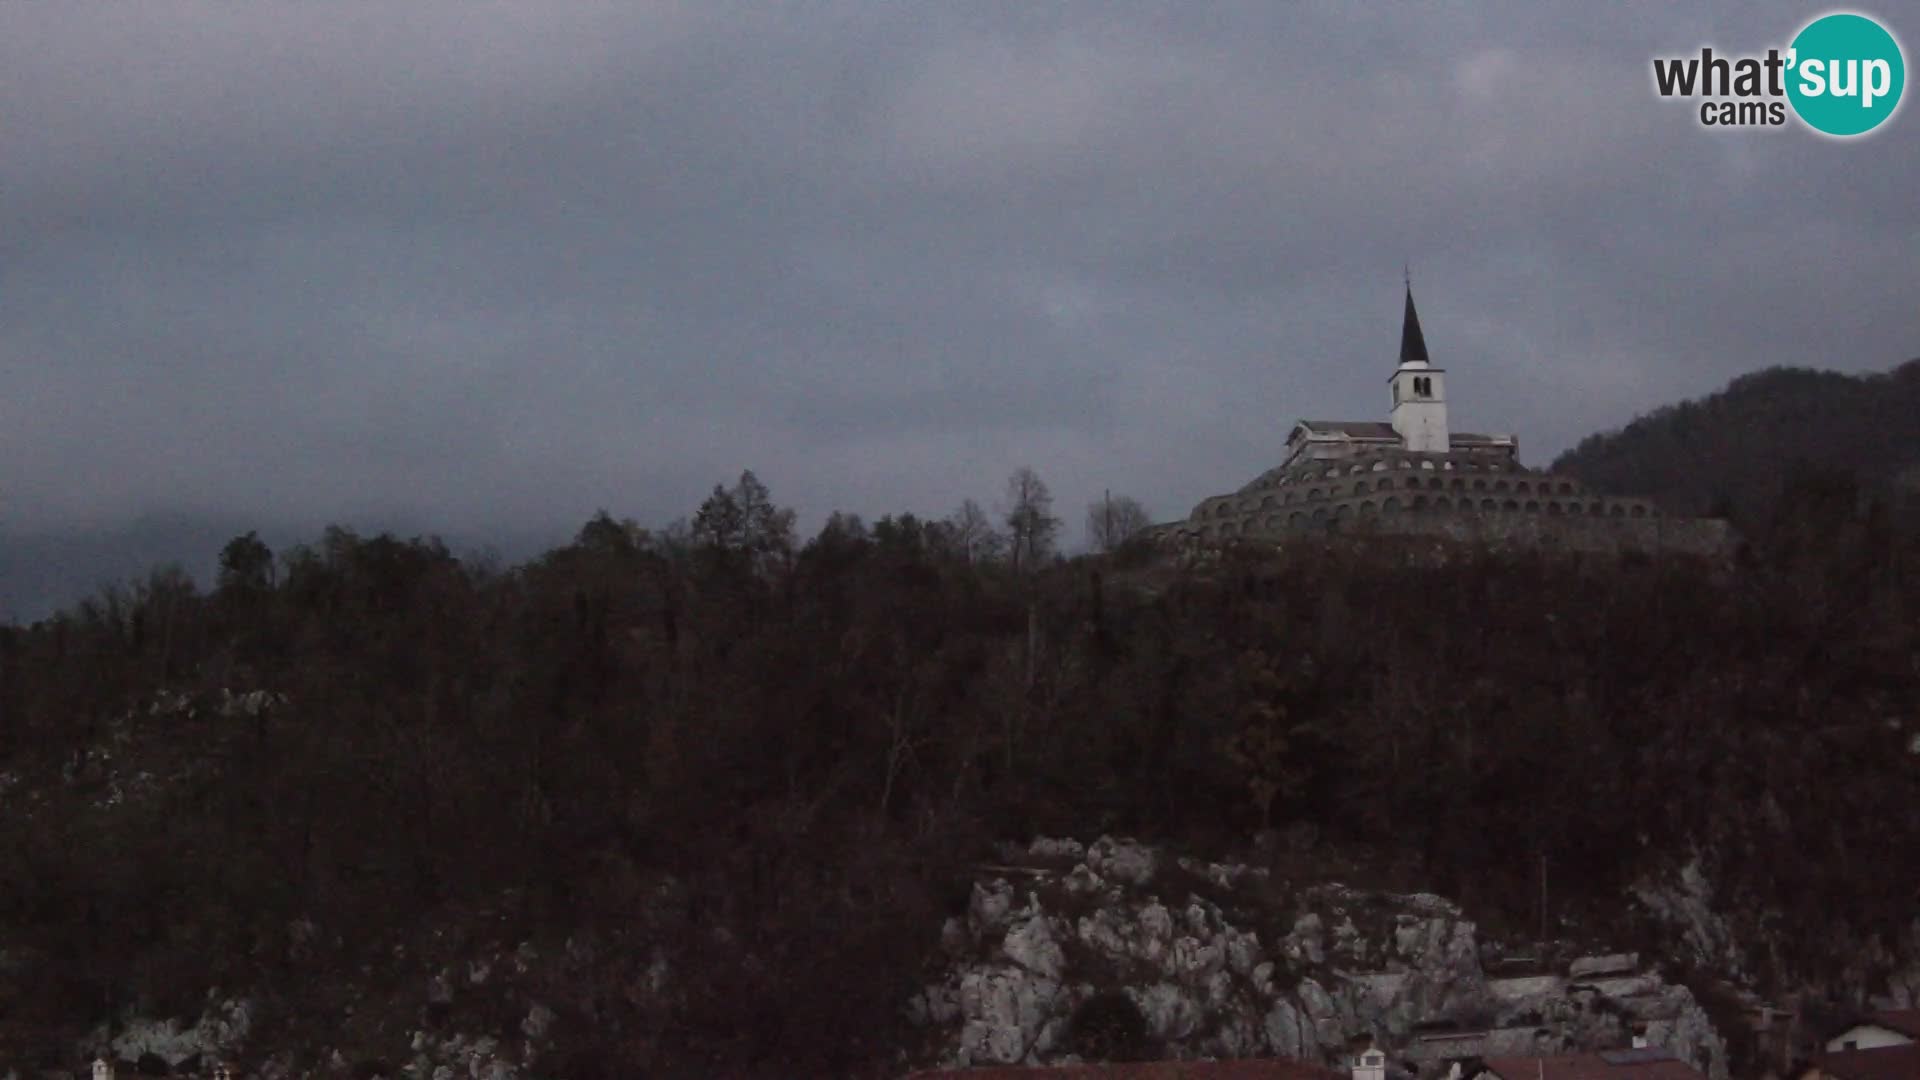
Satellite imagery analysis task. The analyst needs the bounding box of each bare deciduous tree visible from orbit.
[1085,492,1152,553]
[941,498,1003,564]
[1002,467,1060,573]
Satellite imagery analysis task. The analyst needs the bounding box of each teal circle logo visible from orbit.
[1786,12,1905,136]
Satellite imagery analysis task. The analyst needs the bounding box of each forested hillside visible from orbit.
[0,464,1916,1075]
[1553,359,1920,523]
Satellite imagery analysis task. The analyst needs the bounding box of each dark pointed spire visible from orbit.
[1399,282,1430,367]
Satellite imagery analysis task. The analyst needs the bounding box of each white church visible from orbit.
[1156,288,1728,555]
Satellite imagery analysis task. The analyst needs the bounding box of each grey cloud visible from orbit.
[2,2,1916,616]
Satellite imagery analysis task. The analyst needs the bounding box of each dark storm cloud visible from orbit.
[3,2,1917,615]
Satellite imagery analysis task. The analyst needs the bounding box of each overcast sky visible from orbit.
[3,2,1917,617]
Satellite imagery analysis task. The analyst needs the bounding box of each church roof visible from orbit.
[1293,420,1513,449]
[1298,420,1399,439]
[1400,285,1431,367]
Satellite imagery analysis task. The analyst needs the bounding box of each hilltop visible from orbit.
[0,404,1915,1075]
[1553,359,1920,524]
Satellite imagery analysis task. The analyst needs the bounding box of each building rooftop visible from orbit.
[1812,1043,1920,1080]
[1297,420,1401,439]
[1400,285,1431,368]
[1480,1050,1702,1080]
[904,1061,1346,1080]
[1865,1010,1920,1039]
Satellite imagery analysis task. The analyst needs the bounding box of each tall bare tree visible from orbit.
[1085,492,1152,553]
[1002,467,1060,573]
[941,498,1003,564]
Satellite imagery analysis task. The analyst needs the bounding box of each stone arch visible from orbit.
[1516,481,1530,494]
[1435,497,1452,510]
[1631,504,1646,517]
[1353,480,1368,494]
[1348,464,1365,474]
[1334,503,1352,519]
[1412,495,1429,510]
[1610,504,1626,517]
[1311,507,1327,521]
[1371,460,1388,472]
[1473,479,1487,491]
[1382,497,1401,512]
[1428,477,1444,491]
[1481,499,1497,511]
[1288,512,1305,526]
[1525,500,1540,512]
[1547,501,1563,515]
[1590,502,1604,515]
[1261,495,1277,509]
[1451,479,1465,491]
[1420,460,1436,471]
[1361,500,1377,514]
[1558,482,1574,495]
[1494,481,1510,493]
[1503,499,1519,511]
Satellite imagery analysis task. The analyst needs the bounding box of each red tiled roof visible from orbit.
[904,1060,1345,1080]
[1481,1051,1703,1080]
[1871,1010,1920,1039]
[1816,1043,1920,1080]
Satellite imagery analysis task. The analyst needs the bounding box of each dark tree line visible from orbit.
[0,462,1915,1075]
[1554,358,1920,527]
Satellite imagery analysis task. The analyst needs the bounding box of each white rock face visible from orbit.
[1889,919,1920,1007]
[1085,836,1158,886]
[915,836,1731,1077]
[1569,953,1640,979]
[1030,837,1086,861]
[1632,857,1739,976]
[95,998,251,1067]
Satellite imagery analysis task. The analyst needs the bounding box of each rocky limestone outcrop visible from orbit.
[913,837,1728,1077]
[85,997,252,1070]
[1634,855,1920,1011]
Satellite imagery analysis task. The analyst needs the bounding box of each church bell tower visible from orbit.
[1388,284,1449,453]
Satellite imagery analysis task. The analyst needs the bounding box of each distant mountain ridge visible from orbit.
[1551,358,1920,522]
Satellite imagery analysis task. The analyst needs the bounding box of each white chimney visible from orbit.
[1632,1020,1649,1050]
[1353,1039,1388,1080]
[93,1059,114,1080]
